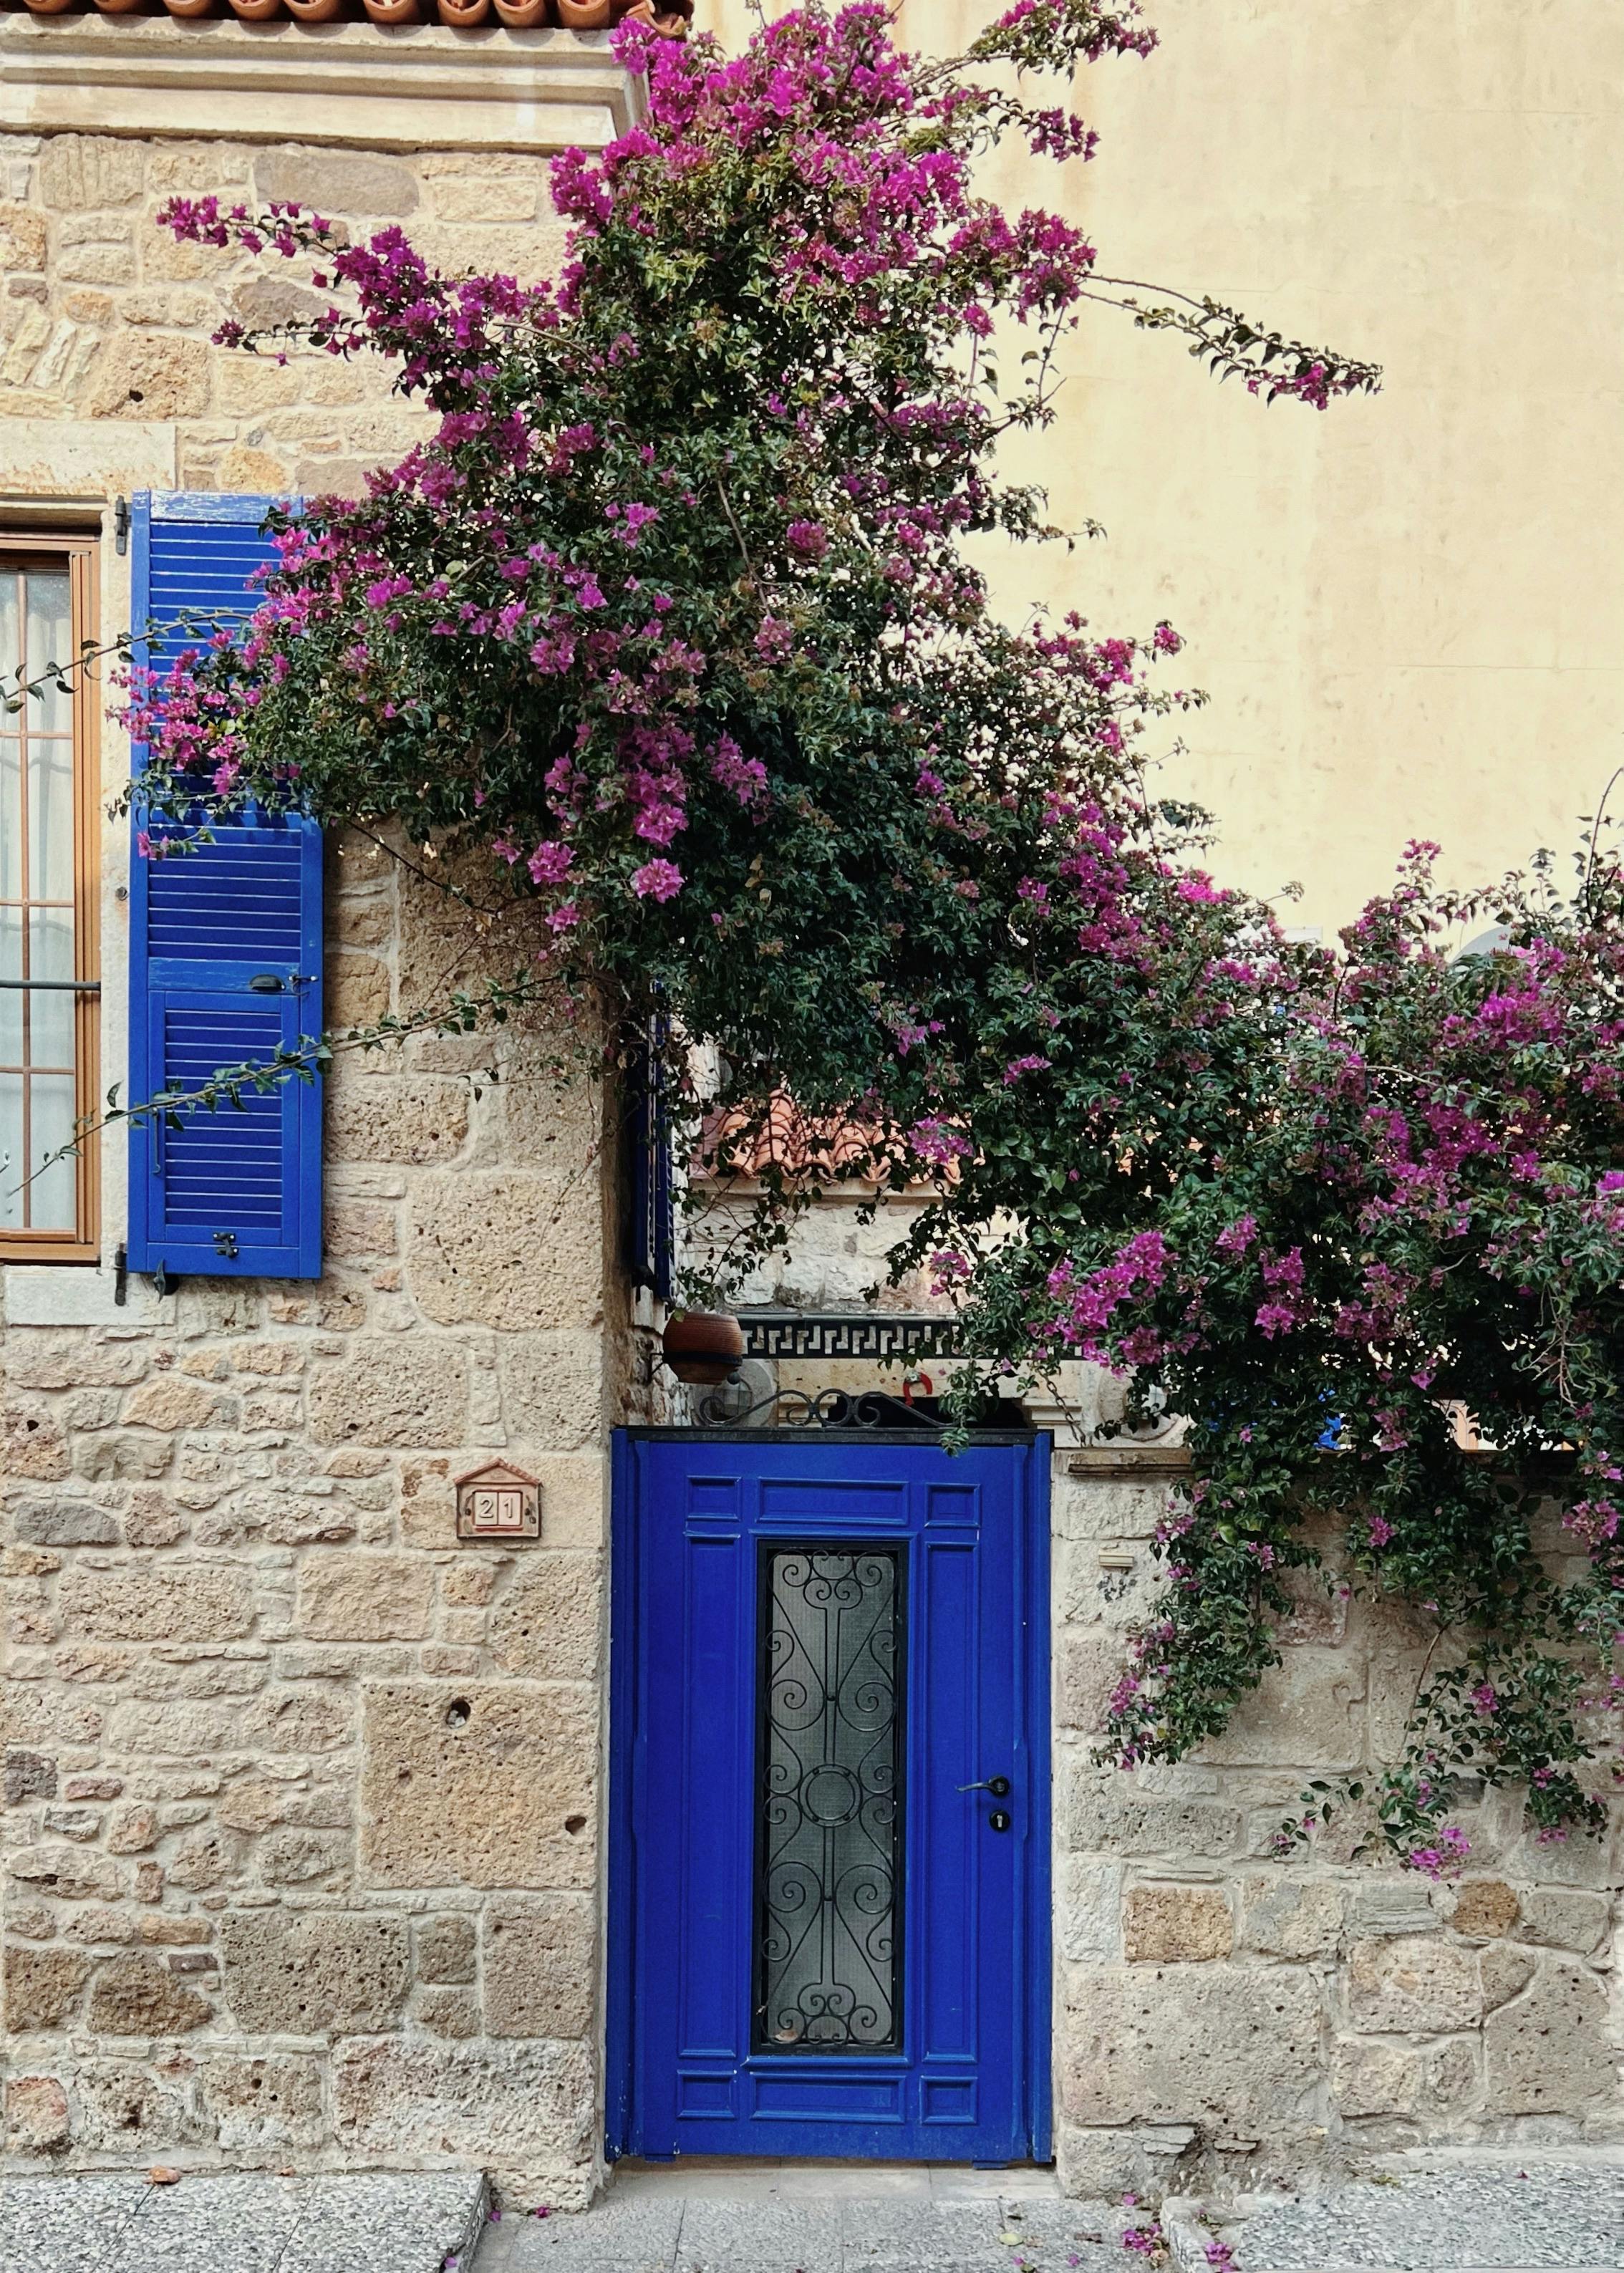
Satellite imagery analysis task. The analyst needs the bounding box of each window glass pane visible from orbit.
[29,1071,79,1233]
[28,734,74,906]
[0,735,19,900]
[24,569,72,738]
[28,908,76,1068]
[0,904,20,1063]
[757,1548,903,2052]
[0,1071,23,1230]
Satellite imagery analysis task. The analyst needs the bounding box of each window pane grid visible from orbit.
[0,544,96,1253]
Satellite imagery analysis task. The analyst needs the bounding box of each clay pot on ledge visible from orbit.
[662,1310,745,1387]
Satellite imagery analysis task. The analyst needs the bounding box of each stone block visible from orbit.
[1239,1876,1343,1959]
[6,1401,69,1480]
[123,1376,232,1432]
[1199,1646,1366,1769]
[4,2074,70,2155]
[415,1914,475,1985]
[324,1200,398,1260]
[498,1333,607,1454]
[488,1554,601,1681]
[1058,1858,1123,1963]
[163,1828,243,1895]
[307,1337,469,1449]
[408,1172,602,1333]
[327,1074,470,1166]
[41,1806,100,1841]
[72,1432,172,1482]
[57,1563,253,1644]
[257,1829,350,1886]
[483,1894,594,2037]
[1058,1631,1123,1733]
[7,1845,121,1900]
[1060,1965,1322,2131]
[298,1553,433,1643]
[4,1748,57,1804]
[327,951,392,1028]
[1347,1934,1481,2032]
[332,2037,594,2168]
[239,1686,354,1751]
[87,1954,211,2036]
[220,1908,410,2036]
[198,2055,326,2152]
[11,1496,120,1546]
[0,203,47,274]
[359,1681,596,1890]
[74,2059,200,2153]
[1449,1878,1520,1939]
[1062,1772,1243,1861]
[4,1945,92,2030]
[85,333,211,422]
[415,1985,480,2039]
[1123,1883,1232,1963]
[1484,1959,1613,2115]
[37,135,145,208]
[1331,2037,1418,2118]
[253,148,419,217]
[1515,1886,1610,1956]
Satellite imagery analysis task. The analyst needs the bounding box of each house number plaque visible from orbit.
[455,1459,541,1541]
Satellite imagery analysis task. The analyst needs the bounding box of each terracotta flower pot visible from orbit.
[162,0,221,19]
[90,0,149,16]
[438,0,491,24]
[557,0,613,24]
[283,0,346,21]
[662,1310,746,1387]
[21,0,80,16]
[225,0,284,19]
[493,0,552,22]
[363,0,423,20]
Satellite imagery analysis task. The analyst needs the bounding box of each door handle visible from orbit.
[957,1776,1011,1797]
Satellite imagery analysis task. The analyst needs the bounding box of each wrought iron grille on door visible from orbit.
[756,1548,904,2052]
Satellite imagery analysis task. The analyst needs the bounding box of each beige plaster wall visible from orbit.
[697,1,1624,937]
[1053,1458,1623,2191]
[1,126,624,2195]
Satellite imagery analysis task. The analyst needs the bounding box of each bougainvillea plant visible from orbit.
[26,0,1618,1863]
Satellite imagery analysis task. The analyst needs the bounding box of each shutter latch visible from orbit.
[212,1230,240,1260]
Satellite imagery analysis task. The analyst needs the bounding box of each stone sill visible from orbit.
[1065,1445,1192,1477]
[0,16,640,153]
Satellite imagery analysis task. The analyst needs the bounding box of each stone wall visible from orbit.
[0,127,566,489]
[2,119,623,2199]
[1053,1454,1624,2196]
[2,839,622,2199]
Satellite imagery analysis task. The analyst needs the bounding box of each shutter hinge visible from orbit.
[113,1242,127,1307]
[115,496,130,557]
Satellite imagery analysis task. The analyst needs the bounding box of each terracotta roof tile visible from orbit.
[4,0,688,29]
[697,1095,960,1192]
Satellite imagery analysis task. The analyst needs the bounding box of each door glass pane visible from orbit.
[28,1070,78,1232]
[757,1548,903,2052]
[24,568,72,737]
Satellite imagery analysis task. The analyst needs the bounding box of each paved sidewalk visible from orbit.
[1173,2163,1624,2273]
[474,2163,1121,2273]
[0,2170,488,2273]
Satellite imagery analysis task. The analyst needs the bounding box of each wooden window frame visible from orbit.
[0,531,100,1265]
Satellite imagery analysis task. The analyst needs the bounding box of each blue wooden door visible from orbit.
[609,1429,1050,2163]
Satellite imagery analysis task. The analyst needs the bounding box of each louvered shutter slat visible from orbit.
[125,492,323,1280]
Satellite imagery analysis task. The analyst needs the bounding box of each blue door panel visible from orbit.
[609,1430,1050,2164]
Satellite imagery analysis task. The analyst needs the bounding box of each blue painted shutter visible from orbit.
[125,491,322,1278]
[627,1013,674,1303]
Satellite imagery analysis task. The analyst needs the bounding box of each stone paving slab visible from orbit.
[483,2173,1120,2273]
[1166,2165,1624,2273]
[0,2171,488,2273]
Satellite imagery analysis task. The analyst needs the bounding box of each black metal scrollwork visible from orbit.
[756,1549,903,2052]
